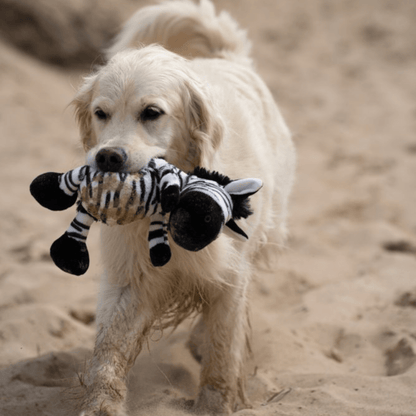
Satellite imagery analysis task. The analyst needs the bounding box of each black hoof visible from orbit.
[50,233,89,275]
[30,172,77,211]
[150,244,171,267]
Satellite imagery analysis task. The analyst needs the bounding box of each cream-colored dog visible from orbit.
[73,1,295,414]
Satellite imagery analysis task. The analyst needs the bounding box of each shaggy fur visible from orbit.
[73,1,296,415]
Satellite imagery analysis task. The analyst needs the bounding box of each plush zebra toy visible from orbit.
[30,158,262,275]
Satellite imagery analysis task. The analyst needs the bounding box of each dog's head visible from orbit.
[71,46,223,173]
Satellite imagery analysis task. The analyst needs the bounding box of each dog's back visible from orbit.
[106,0,251,64]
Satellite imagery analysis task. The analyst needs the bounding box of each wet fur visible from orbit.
[73,1,296,415]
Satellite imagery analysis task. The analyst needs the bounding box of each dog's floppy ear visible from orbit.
[71,74,98,152]
[168,77,224,171]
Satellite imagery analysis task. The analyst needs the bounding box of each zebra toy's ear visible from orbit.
[224,178,263,198]
[30,172,78,211]
[224,178,263,240]
[224,219,249,241]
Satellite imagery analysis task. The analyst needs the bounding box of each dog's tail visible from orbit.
[106,0,251,64]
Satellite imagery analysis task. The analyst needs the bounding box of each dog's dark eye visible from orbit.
[94,109,108,121]
[141,106,164,122]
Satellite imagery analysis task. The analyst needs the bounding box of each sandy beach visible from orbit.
[0,0,415,415]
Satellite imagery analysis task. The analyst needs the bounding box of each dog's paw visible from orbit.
[79,400,127,416]
[193,385,233,415]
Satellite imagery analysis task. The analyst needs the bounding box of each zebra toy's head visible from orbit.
[169,167,263,252]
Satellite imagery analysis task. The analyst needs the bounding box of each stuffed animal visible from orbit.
[30,158,262,275]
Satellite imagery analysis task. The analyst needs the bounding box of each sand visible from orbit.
[0,0,415,415]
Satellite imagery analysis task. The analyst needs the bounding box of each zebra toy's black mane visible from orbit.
[190,167,232,186]
[190,167,253,221]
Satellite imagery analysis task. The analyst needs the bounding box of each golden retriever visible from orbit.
[73,1,296,415]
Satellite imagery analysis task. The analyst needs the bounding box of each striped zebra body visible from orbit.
[59,167,156,225]
[58,160,174,266]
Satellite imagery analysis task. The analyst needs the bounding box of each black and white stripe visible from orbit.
[65,204,95,243]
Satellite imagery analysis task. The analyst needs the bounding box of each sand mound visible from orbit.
[0,0,144,67]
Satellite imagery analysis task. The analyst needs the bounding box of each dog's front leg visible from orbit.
[80,277,152,416]
[195,281,250,415]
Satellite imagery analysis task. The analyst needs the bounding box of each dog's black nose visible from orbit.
[95,148,127,172]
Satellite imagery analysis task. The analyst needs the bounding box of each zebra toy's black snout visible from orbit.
[169,192,224,252]
[95,147,127,172]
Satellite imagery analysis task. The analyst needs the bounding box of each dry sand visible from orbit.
[0,0,416,415]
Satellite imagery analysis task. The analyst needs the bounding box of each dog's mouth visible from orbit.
[86,148,167,173]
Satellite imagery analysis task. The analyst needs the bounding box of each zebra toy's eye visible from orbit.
[140,106,164,122]
[94,109,109,121]
[204,215,212,223]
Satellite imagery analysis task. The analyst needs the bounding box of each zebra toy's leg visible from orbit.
[154,158,188,213]
[59,165,89,197]
[50,205,96,275]
[160,184,180,213]
[148,210,171,267]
